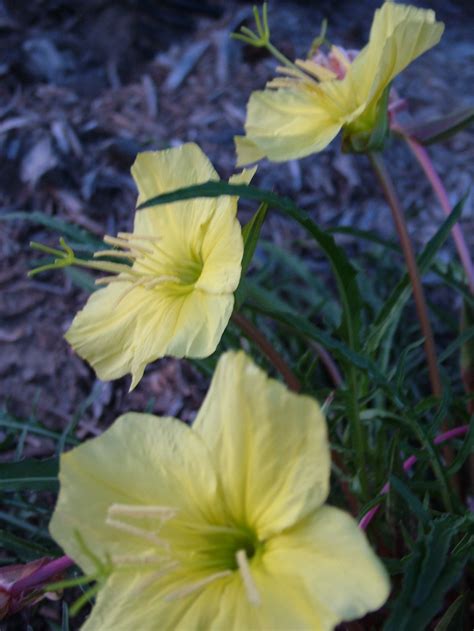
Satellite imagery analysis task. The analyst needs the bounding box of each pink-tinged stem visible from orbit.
[10,555,74,597]
[402,134,474,294]
[359,425,469,530]
[369,152,443,399]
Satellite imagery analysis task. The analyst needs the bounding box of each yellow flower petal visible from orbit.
[235,136,266,166]
[81,571,227,631]
[228,166,257,187]
[237,2,443,161]
[266,506,390,625]
[350,1,444,115]
[50,352,389,629]
[66,144,244,387]
[131,143,218,205]
[49,413,219,576]
[66,283,234,389]
[83,564,324,630]
[237,89,342,164]
[193,351,330,539]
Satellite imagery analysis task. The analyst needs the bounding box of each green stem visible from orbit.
[348,365,369,499]
[369,152,442,399]
[265,42,296,69]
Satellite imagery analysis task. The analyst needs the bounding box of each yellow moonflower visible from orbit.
[236,1,444,164]
[65,143,255,389]
[50,351,389,630]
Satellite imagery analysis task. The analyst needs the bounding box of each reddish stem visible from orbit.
[359,425,469,530]
[10,555,74,597]
[232,311,302,392]
[402,134,474,294]
[369,152,443,399]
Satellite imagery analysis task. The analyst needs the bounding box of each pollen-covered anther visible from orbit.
[236,549,260,606]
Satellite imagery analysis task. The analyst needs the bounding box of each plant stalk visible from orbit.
[232,312,301,392]
[10,556,74,597]
[359,424,468,530]
[402,135,474,293]
[369,151,443,399]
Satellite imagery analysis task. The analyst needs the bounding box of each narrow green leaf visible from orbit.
[244,299,391,391]
[62,601,70,631]
[447,418,474,476]
[389,475,430,523]
[400,107,474,145]
[433,594,465,631]
[384,546,423,631]
[1,211,102,249]
[136,181,362,349]
[438,326,474,364]
[241,202,268,275]
[0,528,52,561]
[366,195,466,353]
[0,457,59,491]
[412,517,456,606]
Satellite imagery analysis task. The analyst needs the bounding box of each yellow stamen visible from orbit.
[267,78,298,89]
[117,232,162,243]
[108,504,178,521]
[164,571,232,601]
[105,517,169,548]
[295,58,336,82]
[112,553,170,566]
[93,250,136,260]
[236,549,260,606]
[142,275,181,287]
[275,65,309,81]
[130,562,180,595]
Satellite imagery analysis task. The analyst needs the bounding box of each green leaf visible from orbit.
[412,516,457,606]
[241,202,268,276]
[342,84,391,153]
[446,418,474,476]
[0,528,52,561]
[245,296,392,392]
[366,195,466,353]
[0,457,59,491]
[1,211,102,250]
[400,107,474,145]
[136,180,363,353]
[389,475,430,523]
[439,326,474,364]
[385,518,470,631]
[433,594,465,631]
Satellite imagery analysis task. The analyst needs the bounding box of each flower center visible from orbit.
[311,46,359,80]
[92,232,203,299]
[105,504,262,606]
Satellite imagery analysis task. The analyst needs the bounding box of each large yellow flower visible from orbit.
[50,351,389,630]
[236,1,444,164]
[65,143,254,389]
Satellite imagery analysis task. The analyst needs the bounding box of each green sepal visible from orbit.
[342,84,391,153]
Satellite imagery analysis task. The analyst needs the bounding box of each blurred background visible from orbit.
[0,0,473,471]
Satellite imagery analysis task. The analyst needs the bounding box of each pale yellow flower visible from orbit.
[65,143,255,389]
[236,1,444,164]
[50,351,390,630]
